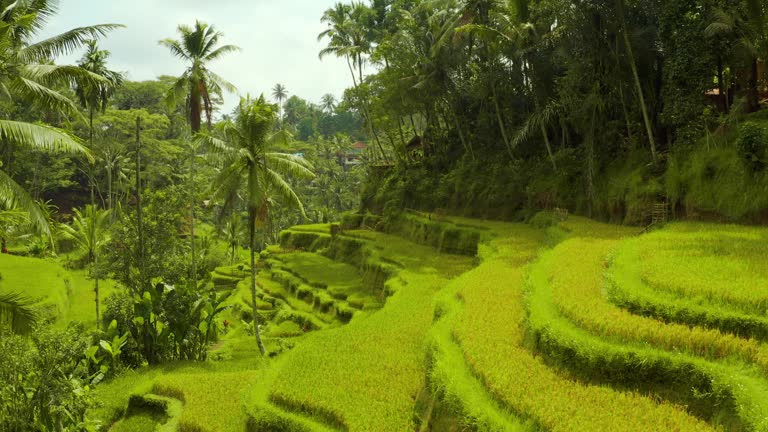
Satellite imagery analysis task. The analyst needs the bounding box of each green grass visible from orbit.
[0,254,70,319]
[58,269,119,327]
[0,254,118,327]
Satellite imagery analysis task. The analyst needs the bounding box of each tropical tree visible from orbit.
[197,96,314,355]
[0,1,120,235]
[60,205,111,328]
[75,40,124,206]
[272,83,288,122]
[160,20,240,133]
[221,211,244,264]
[319,2,388,160]
[321,93,337,114]
[160,20,239,288]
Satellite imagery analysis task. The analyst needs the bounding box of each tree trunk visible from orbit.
[717,55,729,113]
[249,208,266,355]
[94,271,100,330]
[617,0,657,162]
[135,116,146,294]
[189,146,197,289]
[89,109,96,207]
[541,124,557,171]
[451,108,474,160]
[107,164,113,212]
[346,57,387,161]
[491,83,513,158]
[749,57,760,112]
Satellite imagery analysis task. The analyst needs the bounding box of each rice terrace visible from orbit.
[1,0,768,431]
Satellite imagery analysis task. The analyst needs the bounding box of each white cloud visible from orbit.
[40,0,353,113]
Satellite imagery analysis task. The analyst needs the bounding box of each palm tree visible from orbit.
[321,93,337,114]
[99,147,130,215]
[75,40,124,207]
[319,3,388,161]
[161,20,239,288]
[272,83,287,122]
[221,211,244,264]
[0,291,37,334]
[60,205,111,329]
[197,96,314,355]
[160,20,240,133]
[0,1,120,236]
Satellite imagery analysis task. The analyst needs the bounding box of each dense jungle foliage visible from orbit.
[326,0,768,223]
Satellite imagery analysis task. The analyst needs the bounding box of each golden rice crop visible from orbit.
[452,225,716,432]
[262,230,475,431]
[635,226,768,314]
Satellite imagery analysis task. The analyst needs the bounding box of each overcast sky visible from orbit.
[38,0,352,113]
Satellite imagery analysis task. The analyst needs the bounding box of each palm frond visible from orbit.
[264,168,306,217]
[196,131,232,155]
[11,76,81,114]
[204,44,240,62]
[22,63,95,81]
[207,70,238,95]
[0,291,38,334]
[164,73,189,110]
[512,103,559,149]
[266,153,315,179]
[20,24,125,62]
[0,169,48,235]
[159,38,191,61]
[0,120,91,160]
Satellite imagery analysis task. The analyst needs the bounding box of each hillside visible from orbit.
[68,213,768,431]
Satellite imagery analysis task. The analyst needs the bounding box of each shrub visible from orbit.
[527,210,558,229]
[737,123,767,172]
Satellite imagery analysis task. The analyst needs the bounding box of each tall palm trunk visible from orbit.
[617,0,657,162]
[189,145,197,288]
[717,55,729,113]
[249,207,266,355]
[89,108,95,207]
[135,116,146,294]
[541,124,557,170]
[106,164,113,212]
[189,91,201,291]
[749,58,760,112]
[94,255,100,329]
[346,57,387,161]
[491,82,513,157]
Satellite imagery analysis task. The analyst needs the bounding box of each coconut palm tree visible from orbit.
[197,96,314,355]
[0,1,120,236]
[221,211,244,264]
[160,20,240,133]
[161,20,239,288]
[75,40,124,207]
[319,2,388,161]
[60,205,112,329]
[272,83,287,122]
[321,93,337,114]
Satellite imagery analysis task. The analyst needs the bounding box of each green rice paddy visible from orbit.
[9,214,768,431]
